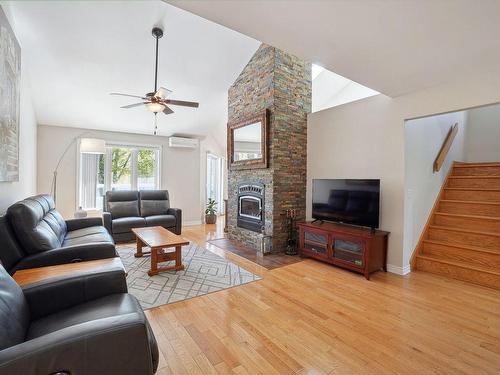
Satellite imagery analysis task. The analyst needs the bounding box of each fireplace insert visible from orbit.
[237,182,264,232]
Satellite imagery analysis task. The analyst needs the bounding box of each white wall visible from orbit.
[403,111,467,267]
[465,105,500,162]
[37,125,204,224]
[307,66,500,274]
[312,68,378,113]
[0,5,37,213]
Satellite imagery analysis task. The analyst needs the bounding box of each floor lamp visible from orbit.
[51,135,106,206]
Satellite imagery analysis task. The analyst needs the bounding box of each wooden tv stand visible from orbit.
[297,221,389,279]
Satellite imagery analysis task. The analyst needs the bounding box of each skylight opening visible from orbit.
[311,64,379,113]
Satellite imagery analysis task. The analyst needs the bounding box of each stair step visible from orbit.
[416,255,500,289]
[447,176,500,189]
[443,188,500,202]
[452,164,500,176]
[428,225,500,250]
[439,200,500,217]
[434,212,500,232]
[422,240,500,268]
[453,162,500,167]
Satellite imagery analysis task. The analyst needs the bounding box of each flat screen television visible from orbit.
[312,179,380,229]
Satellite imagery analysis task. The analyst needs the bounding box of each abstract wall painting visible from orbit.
[0,6,20,182]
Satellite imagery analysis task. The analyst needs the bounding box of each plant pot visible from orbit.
[205,214,217,224]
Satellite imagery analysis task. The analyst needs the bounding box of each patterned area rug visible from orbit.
[118,244,262,309]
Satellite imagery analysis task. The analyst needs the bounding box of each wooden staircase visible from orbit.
[412,162,500,289]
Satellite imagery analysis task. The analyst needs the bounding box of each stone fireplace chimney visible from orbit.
[227,44,311,253]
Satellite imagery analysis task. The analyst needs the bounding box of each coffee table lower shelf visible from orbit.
[132,226,190,276]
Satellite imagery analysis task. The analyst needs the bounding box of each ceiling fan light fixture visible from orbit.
[146,102,166,113]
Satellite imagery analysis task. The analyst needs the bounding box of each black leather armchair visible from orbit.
[103,190,182,242]
[0,263,159,375]
[0,195,116,275]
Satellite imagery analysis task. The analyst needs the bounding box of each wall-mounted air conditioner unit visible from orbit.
[168,137,199,149]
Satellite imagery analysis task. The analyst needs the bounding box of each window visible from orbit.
[79,143,161,210]
[206,153,224,215]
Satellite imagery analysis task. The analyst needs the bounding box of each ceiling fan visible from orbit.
[110,27,199,117]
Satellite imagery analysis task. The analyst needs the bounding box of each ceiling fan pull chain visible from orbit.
[153,112,158,135]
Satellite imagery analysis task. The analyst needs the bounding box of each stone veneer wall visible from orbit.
[227,44,311,252]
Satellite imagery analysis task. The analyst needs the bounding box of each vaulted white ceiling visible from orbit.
[7,0,260,136]
[168,0,500,97]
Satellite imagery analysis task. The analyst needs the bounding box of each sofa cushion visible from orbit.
[64,226,110,239]
[0,265,30,350]
[27,294,141,340]
[107,201,140,219]
[144,215,176,228]
[139,190,170,217]
[112,217,146,234]
[63,226,114,247]
[6,195,65,254]
[105,191,140,219]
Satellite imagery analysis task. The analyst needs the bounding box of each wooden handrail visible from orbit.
[433,123,458,172]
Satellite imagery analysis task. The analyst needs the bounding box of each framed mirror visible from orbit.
[228,109,269,170]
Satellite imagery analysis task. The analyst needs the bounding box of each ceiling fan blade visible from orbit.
[162,105,174,115]
[155,87,173,98]
[111,92,148,100]
[164,99,199,108]
[120,102,148,109]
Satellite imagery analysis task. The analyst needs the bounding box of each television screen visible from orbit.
[312,179,380,228]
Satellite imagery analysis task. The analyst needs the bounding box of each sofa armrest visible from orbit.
[14,242,117,272]
[65,217,103,231]
[167,208,182,234]
[102,211,113,234]
[22,264,127,320]
[0,313,157,375]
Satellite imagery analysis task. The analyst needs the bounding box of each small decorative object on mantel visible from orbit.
[285,209,298,255]
[205,198,218,224]
[74,206,88,219]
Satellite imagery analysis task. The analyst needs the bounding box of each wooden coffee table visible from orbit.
[132,226,189,276]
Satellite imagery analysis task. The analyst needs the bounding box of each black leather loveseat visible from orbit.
[0,194,116,274]
[0,263,159,374]
[103,190,182,242]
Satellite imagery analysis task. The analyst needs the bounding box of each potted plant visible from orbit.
[205,198,218,224]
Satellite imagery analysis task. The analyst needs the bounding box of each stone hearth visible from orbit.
[227,44,311,253]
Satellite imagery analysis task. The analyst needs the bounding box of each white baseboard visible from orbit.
[183,220,202,226]
[386,264,411,275]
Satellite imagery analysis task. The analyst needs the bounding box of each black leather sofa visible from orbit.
[0,195,116,275]
[0,263,159,374]
[103,190,182,242]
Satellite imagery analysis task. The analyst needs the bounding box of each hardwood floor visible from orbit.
[145,217,500,374]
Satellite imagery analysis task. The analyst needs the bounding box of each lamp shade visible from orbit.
[80,138,106,154]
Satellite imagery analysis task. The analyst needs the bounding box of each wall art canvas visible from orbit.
[0,6,20,182]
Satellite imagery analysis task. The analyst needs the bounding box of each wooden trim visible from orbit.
[433,123,458,172]
[13,258,124,286]
[227,109,269,170]
[410,161,457,270]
